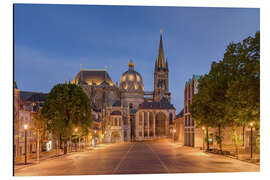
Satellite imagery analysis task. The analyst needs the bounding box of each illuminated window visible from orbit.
[129,74,134,81]
[124,84,128,89]
[121,75,126,82]
[136,75,141,82]
[134,83,138,90]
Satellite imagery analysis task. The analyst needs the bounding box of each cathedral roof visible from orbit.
[20,91,47,102]
[138,97,175,110]
[73,69,114,86]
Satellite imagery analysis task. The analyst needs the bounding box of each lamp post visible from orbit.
[24,124,28,165]
[202,126,205,151]
[250,122,254,159]
[94,130,97,147]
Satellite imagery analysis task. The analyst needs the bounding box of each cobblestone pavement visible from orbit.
[14,141,259,176]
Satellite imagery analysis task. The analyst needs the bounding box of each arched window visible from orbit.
[169,113,173,124]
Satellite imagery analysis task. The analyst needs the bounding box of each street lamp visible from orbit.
[24,124,28,165]
[202,126,205,151]
[250,122,254,159]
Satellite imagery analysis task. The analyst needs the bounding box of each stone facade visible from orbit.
[13,83,49,157]
[73,32,176,142]
[174,109,184,144]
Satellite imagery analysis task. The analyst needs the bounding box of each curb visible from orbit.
[203,151,260,166]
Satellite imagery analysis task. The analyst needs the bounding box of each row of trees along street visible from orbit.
[34,82,92,155]
[190,31,260,156]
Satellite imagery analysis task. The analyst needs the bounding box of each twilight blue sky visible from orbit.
[14,4,259,113]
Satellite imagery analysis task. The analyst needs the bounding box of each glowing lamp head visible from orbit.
[250,122,254,127]
[202,126,205,130]
[24,124,28,130]
[94,130,97,133]
[75,128,78,132]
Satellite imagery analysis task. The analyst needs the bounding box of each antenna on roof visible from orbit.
[80,63,82,70]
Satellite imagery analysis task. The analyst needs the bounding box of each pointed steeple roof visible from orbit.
[155,29,168,71]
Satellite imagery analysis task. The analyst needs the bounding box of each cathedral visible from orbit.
[73,32,176,142]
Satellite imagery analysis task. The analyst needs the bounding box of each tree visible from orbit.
[190,31,260,153]
[190,75,216,151]
[42,82,92,154]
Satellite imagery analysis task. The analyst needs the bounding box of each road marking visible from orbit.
[113,143,135,173]
[145,142,170,173]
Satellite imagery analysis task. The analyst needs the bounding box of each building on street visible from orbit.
[73,32,176,142]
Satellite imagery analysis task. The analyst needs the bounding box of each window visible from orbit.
[169,113,173,124]
[139,112,142,125]
[128,74,134,81]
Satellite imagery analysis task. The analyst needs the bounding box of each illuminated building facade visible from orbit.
[73,32,176,142]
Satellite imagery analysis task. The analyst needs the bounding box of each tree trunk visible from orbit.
[37,129,40,161]
[232,125,238,159]
[60,134,63,149]
[69,136,72,153]
[242,126,245,147]
[218,124,222,151]
[64,139,67,154]
[206,127,209,151]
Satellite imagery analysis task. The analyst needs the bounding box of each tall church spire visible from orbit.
[156,29,166,69]
[153,30,171,102]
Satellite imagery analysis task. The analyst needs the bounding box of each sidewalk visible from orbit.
[203,149,260,165]
[14,149,66,171]
[14,143,114,171]
[167,139,260,165]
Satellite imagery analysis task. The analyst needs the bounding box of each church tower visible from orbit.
[153,30,171,102]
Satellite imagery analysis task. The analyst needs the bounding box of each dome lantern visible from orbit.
[128,59,134,70]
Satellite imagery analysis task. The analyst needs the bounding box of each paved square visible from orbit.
[14,141,259,176]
